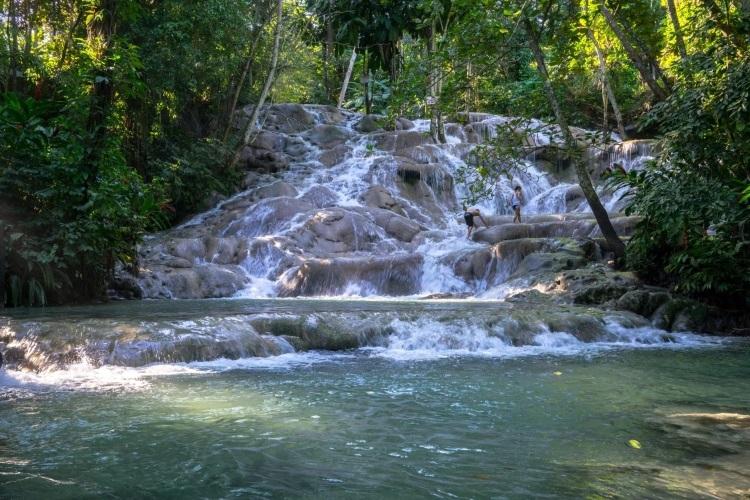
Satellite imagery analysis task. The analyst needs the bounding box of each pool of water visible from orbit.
[1,301,749,498]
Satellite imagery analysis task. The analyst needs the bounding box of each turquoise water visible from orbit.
[1,301,749,498]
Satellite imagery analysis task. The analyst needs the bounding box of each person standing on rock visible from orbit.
[511,186,524,224]
[463,206,488,239]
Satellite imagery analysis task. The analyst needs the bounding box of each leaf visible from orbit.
[553,371,562,376]
[628,439,642,449]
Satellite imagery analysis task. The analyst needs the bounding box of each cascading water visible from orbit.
[129,104,651,302]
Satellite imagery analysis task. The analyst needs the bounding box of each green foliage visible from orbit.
[623,168,750,297]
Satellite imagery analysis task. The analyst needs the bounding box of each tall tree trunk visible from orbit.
[599,4,670,102]
[230,0,283,170]
[525,21,625,259]
[666,0,688,61]
[587,28,626,139]
[338,45,357,109]
[222,28,263,144]
[324,15,334,102]
[427,21,445,144]
[8,0,18,91]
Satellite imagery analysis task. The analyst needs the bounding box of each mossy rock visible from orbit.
[616,290,670,317]
[545,313,606,342]
[652,298,710,332]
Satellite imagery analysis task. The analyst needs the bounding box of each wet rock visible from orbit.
[396,117,415,130]
[306,124,353,149]
[289,208,384,255]
[240,147,290,172]
[359,186,406,216]
[553,265,639,305]
[652,298,710,332]
[250,131,286,151]
[473,220,596,244]
[223,181,299,211]
[299,185,338,208]
[223,197,313,238]
[546,313,606,342]
[279,254,423,296]
[108,275,143,300]
[318,144,351,167]
[139,264,248,299]
[616,289,670,317]
[356,114,384,133]
[367,208,423,242]
[373,130,432,151]
[244,103,315,134]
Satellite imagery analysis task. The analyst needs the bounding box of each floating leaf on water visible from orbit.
[628,439,642,449]
[553,371,562,376]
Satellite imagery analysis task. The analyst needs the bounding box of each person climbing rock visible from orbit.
[511,186,524,223]
[463,206,488,239]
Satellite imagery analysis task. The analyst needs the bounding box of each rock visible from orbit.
[299,185,338,208]
[139,264,248,299]
[108,275,143,300]
[396,117,415,130]
[279,254,423,296]
[289,208,384,255]
[306,124,353,149]
[546,313,606,342]
[250,131,286,151]
[652,298,710,332]
[616,289,670,317]
[223,197,313,238]
[356,114,384,133]
[373,130,432,151]
[240,147,290,172]
[367,208,423,242]
[318,144,351,167]
[395,159,454,194]
[244,103,315,134]
[473,220,596,244]
[223,181,299,211]
[553,265,640,305]
[359,186,406,216]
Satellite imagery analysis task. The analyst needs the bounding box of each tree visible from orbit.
[523,15,625,258]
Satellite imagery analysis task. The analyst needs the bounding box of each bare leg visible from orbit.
[514,207,521,223]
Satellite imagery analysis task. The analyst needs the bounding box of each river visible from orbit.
[2,299,749,498]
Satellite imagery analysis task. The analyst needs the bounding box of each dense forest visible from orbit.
[1,0,748,307]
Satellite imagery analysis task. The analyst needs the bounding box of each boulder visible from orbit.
[246,103,315,133]
[222,197,314,237]
[279,254,423,296]
[306,124,353,149]
[318,144,351,167]
[299,185,338,208]
[396,117,415,130]
[289,208,384,255]
[356,114,384,133]
[367,208,423,242]
[359,186,406,216]
[615,289,670,318]
[139,264,248,299]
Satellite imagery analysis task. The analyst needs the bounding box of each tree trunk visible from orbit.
[324,16,334,102]
[666,0,688,61]
[427,21,445,144]
[8,0,18,91]
[230,0,283,170]
[338,45,357,109]
[525,21,626,259]
[222,28,263,143]
[599,4,670,102]
[587,28,626,139]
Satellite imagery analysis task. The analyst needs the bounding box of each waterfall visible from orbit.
[127,105,654,301]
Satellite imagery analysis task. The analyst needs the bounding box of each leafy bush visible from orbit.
[0,93,166,306]
[623,167,750,298]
